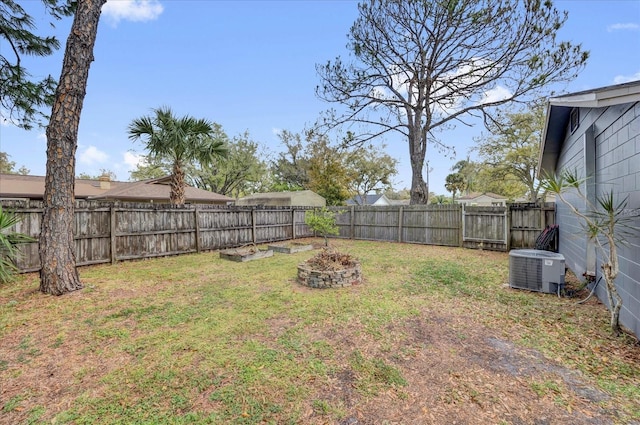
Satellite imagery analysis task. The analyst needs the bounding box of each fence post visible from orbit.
[252,208,257,244]
[110,206,117,264]
[350,205,355,239]
[505,205,510,251]
[459,204,464,247]
[506,204,512,251]
[398,206,403,243]
[194,205,201,253]
[292,208,296,239]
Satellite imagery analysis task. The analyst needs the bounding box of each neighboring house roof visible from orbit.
[0,173,124,199]
[456,192,507,201]
[0,174,232,204]
[346,194,391,206]
[539,80,640,175]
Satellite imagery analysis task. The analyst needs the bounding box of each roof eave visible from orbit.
[539,80,640,178]
[538,103,572,178]
[548,81,640,109]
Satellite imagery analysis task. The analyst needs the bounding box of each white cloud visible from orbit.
[102,0,164,25]
[123,151,145,170]
[370,66,411,101]
[371,86,389,100]
[480,85,512,105]
[613,71,640,84]
[79,146,109,165]
[365,59,513,120]
[607,23,640,32]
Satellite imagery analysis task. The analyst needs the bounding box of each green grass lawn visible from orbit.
[0,239,638,424]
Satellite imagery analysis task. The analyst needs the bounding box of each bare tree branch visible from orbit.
[316,0,588,204]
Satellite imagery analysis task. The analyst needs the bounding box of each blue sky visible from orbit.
[1,0,639,196]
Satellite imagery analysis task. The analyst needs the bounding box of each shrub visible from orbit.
[304,208,340,246]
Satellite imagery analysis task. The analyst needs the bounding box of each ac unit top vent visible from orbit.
[509,249,565,260]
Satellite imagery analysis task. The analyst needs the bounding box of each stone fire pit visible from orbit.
[297,250,362,289]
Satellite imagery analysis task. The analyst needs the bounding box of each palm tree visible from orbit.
[128,107,227,205]
[445,173,467,203]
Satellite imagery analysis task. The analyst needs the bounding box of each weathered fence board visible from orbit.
[332,205,462,246]
[423,205,461,246]
[355,207,400,241]
[10,205,42,272]
[198,209,253,250]
[254,209,294,243]
[463,206,508,251]
[509,202,556,249]
[5,201,316,272]
[3,200,553,273]
[401,207,427,244]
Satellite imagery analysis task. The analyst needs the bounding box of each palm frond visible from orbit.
[0,206,35,283]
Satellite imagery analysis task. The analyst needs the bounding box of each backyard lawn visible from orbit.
[0,238,638,424]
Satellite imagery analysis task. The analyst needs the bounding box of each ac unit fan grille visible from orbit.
[509,255,543,291]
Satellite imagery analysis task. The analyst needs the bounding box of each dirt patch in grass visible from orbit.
[301,308,626,425]
[1,239,639,424]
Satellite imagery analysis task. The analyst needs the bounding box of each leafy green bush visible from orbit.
[304,208,340,246]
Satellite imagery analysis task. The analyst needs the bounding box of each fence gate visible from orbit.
[461,205,508,251]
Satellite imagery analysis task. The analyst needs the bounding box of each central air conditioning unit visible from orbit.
[509,249,565,294]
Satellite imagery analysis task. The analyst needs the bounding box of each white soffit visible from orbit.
[549,81,640,108]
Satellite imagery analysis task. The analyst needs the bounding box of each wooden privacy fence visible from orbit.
[331,205,462,246]
[330,202,555,252]
[509,202,556,249]
[5,200,314,273]
[4,200,554,273]
[462,206,508,251]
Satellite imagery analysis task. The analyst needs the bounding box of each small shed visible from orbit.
[235,190,326,207]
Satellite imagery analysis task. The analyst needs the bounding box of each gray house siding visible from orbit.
[553,107,594,280]
[552,100,640,338]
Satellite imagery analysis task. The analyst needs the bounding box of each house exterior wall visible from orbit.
[372,196,391,206]
[236,196,293,207]
[236,191,326,207]
[554,101,640,337]
[346,194,392,206]
[290,192,326,207]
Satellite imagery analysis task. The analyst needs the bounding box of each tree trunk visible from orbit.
[409,168,429,205]
[39,0,106,295]
[171,164,186,205]
[409,131,429,205]
[602,262,622,336]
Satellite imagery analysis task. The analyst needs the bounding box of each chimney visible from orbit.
[99,174,111,190]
